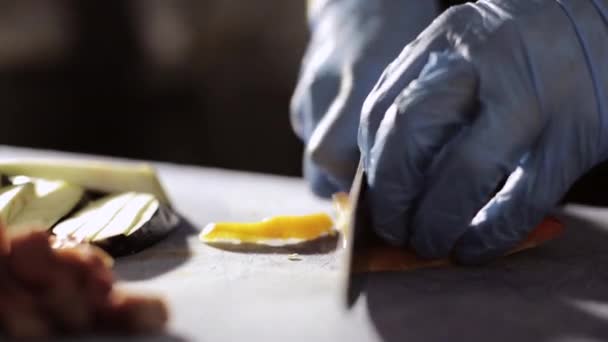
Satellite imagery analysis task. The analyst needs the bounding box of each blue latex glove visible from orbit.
[290,0,440,197]
[359,0,608,264]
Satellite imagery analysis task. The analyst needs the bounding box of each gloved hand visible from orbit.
[290,0,440,197]
[359,0,608,264]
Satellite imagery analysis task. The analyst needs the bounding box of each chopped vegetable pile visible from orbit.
[0,159,180,257]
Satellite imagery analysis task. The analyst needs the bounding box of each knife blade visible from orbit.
[340,160,372,309]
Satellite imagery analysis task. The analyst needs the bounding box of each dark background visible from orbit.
[2,0,608,204]
[0,0,308,177]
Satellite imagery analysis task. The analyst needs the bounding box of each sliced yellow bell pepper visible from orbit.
[199,213,335,246]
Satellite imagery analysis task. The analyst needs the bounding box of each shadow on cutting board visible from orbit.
[205,234,339,255]
[113,214,197,281]
[361,209,608,342]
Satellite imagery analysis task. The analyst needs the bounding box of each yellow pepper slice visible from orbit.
[199,213,335,246]
[331,192,350,234]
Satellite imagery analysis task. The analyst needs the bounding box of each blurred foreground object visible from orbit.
[0,229,168,339]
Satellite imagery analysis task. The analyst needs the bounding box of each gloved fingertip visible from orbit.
[368,189,410,247]
[303,157,342,198]
[409,209,467,260]
[451,229,510,265]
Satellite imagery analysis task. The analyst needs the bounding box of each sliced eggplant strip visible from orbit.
[5,180,85,237]
[52,192,180,257]
[95,203,180,257]
[0,180,84,237]
[0,184,36,226]
[52,198,107,238]
[0,159,171,205]
[91,193,156,242]
[53,193,136,242]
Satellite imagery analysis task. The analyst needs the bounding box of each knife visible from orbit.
[340,160,372,309]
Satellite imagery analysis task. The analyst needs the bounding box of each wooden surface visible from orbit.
[2,146,608,342]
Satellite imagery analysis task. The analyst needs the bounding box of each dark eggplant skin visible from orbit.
[0,174,10,187]
[93,203,181,257]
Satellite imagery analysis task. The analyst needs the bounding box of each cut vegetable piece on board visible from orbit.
[0,159,171,205]
[52,192,180,257]
[6,179,84,237]
[92,199,179,257]
[92,193,157,242]
[506,217,565,254]
[58,193,137,242]
[200,213,336,246]
[331,192,565,273]
[0,180,84,238]
[0,184,36,227]
[52,194,123,239]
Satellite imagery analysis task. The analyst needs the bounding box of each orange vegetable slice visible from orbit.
[199,213,336,246]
